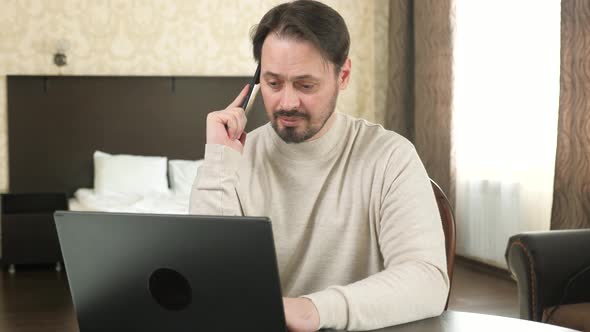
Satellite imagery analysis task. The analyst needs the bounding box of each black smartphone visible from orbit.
[241,63,261,116]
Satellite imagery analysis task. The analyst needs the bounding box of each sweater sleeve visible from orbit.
[189,144,244,216]
[303,143,449,331]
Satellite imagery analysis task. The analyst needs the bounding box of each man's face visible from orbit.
[259,33,351,143]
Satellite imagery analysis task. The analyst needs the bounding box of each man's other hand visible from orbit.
[283,297,320,332]
[205,85,249,153]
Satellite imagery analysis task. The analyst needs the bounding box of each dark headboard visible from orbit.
[7,75,268,196]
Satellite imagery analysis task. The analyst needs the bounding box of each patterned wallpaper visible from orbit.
[0,0,389,192]
[551,0,590,229]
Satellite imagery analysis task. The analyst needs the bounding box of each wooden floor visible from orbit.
[447,260,519,318]
[0,260,519,331]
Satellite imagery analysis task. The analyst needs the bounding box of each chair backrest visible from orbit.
[430,179,456,309]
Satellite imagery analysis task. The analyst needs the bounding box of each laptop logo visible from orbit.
[148,268,192,311]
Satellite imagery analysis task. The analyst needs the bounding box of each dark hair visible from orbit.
[250,0,350,73]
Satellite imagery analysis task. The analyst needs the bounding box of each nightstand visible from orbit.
[1,192,68,273]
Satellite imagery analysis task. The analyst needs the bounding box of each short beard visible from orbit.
[271,89,338,144]
[271,110,312,143]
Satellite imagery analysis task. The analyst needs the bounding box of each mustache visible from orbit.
[273,110,309,119]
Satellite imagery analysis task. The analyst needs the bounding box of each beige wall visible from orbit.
[0,0,389,192]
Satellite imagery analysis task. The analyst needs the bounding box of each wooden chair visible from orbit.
[431,179,456,309]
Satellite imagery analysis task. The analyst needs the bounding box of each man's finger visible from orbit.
[228,84,250,109]
[239,132,247,146]
[232,108,248,137]
[224,113,239,140]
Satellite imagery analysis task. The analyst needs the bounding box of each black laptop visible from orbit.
[54,211,287,332]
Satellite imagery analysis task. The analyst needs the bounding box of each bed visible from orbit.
[66,151,201,214]
[7,75,269,214]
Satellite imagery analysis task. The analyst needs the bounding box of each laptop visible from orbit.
[54,211,287,332]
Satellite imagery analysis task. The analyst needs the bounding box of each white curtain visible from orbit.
[453,0,561,268]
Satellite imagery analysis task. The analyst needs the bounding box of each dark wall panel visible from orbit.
[7,76,267,197]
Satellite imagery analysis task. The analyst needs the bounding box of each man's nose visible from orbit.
[279,86,300,111]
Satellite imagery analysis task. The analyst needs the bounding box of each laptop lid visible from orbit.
[54,211,286,332]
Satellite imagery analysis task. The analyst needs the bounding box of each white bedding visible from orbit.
[68,188,190,214]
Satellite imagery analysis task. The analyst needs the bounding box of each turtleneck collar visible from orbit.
[265,112,347,162]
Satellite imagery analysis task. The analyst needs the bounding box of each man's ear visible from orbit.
[338,58,352,90]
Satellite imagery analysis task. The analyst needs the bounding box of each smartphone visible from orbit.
[241,63,261,116]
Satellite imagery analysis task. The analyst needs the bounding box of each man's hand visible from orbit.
[283,297,320,332]
[206,85,249,153]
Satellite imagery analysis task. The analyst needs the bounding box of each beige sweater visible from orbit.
[189,112,449,331]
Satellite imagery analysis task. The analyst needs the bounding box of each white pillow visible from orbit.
[168,159,204,195]
[93,151,169,195]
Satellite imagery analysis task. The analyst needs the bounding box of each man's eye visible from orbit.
[298,82,316,90]
[268,82,282,90]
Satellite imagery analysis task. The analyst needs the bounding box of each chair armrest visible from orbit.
[505,229,590,321]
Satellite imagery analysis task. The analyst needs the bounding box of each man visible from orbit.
[190,1,449,331]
